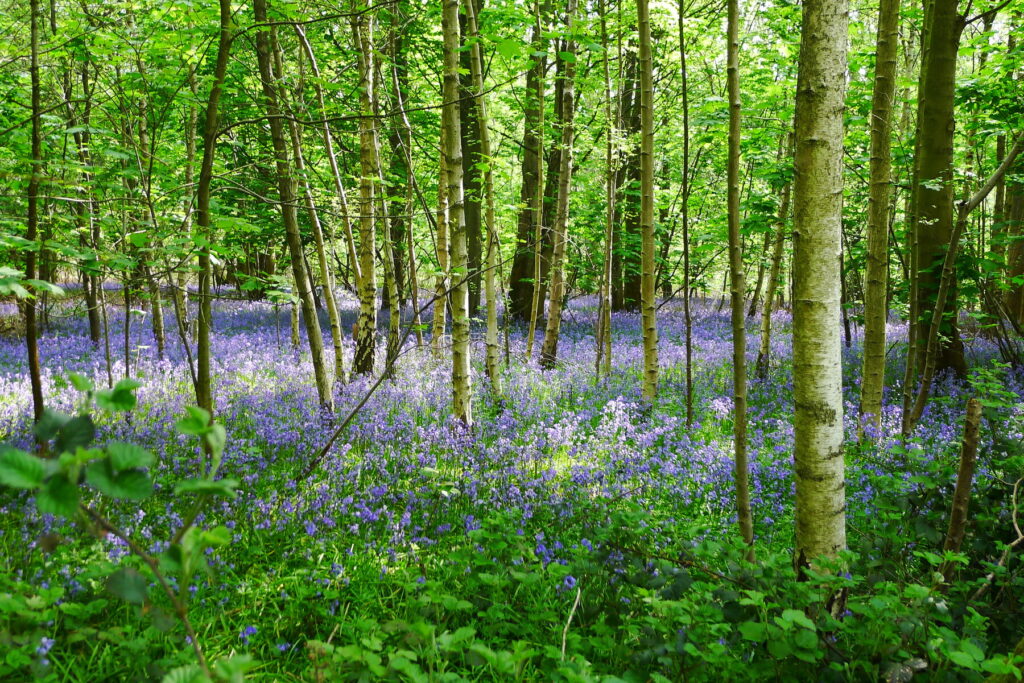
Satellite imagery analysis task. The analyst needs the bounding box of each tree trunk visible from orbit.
[443,0,473,425]
[596,0,615,380]
[25,0,45,425]
[459,0,483,316]
[859,0,900,439]
[540,0,577,369]
[727,0,754,553]
[755,133,793,378]
[792,0,848,570]
[507,10,548,321]
[352,7,379,376]
[464,0,503,395]
[194,0,232,414]
[910,0,966,377]
[524,0,547,359]
[253,0,333,410]
[638,0,658,401]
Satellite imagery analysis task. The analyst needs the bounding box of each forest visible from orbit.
[0,0,1023,678]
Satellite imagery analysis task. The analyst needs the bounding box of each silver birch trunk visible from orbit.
[792,0,848,569]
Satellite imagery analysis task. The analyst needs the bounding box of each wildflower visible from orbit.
[239,625,257,645]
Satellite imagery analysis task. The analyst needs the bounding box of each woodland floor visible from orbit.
[1,291,1021,681]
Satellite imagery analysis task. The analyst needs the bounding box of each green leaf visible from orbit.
[68,372,94,392]
[55,415,95,453]
[174,478,239,498]
[176,406,211,435]
[95,380,141,412]
[25,279,65,297]
[107,442,155,472]
[36,474,80,517]
[0,447,45,489]
[781,608,815,630]
[738,621,766,642]
[34,408,71,442]
[106,567,149,605]
[161,664,210,683]
[205,423,226,457]
[496,38,520,60]
[86,462,152,500]
[202,525,231,547]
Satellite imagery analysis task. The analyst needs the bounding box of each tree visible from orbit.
[253,0,333,411]
[858,0,900,439]
[638,0,658,401]
[442,0,473,425]
[540,0,578,369]
[791,0,848,570]
[726,0,754,553]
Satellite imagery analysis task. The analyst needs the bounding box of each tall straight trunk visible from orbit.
[442,0,473,425]
[726,0,754,552]
[540,0,577,369]
[638,0,658,401]
[524,0,546,359]
[745,232,770,318]
[459,0,483,316]
[597,0,615,380]
[25,0,44,425]
[294,25,362,299]
[507,13,548,320]
[387,12,410,306]
[756,133,793,378]
[678,2,693,424]
[859,0,900,438]
[276,41,344,387]
[432,128,449,356]
[910,0,966,377]
[194,0,232,414]
[253,0,333,410]
[792,0,848,570]
[352,8,379,375]
[464,0,502,395]
[386,52,425,348]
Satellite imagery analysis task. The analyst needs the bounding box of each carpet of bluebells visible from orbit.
[2,290,1023,681]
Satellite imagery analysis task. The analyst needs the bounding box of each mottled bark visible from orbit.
[792,0,848,569]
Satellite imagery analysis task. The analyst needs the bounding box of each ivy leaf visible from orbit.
[55,415,95,453]
[86,461,152,500]
[0,447,45,489]
[107,442,155,472]
[36,475,79,517]
[106,567,148,605]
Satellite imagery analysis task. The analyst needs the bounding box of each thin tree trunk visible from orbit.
[540,0,577,369]
[726,0,754,553]
[859,0,900,439]
[276,42,344,388]
[679,1,693,424]
[597,0,615,381]
[525,0,546,360]
[194,0,232,414]
[253,0,333,410]
[792,0,849,571]
[352,7,379,376]
[638,0,659,401]
[756,133,793,378]
[464,0,502,395]
[25,0,45,425]
[432,127,449,357]
[939,397,981,583]
[442,0,473,425]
